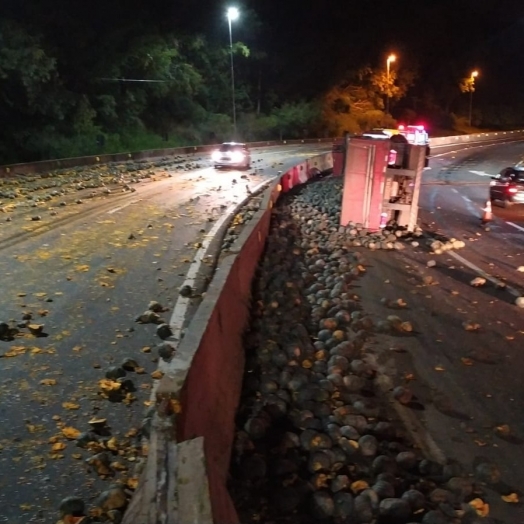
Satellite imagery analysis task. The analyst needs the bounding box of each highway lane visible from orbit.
[0,144,327,249]
[356,139,524,523]
[0,144,328,524]
[2,137,521,523]
[422,140,524,295]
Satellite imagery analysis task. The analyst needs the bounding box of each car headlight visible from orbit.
[231,151,244,162]
[211,150,221,161]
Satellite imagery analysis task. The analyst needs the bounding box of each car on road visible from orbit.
[211,142,251,169]
[489,165,524,207]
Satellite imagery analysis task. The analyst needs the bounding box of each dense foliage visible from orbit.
[1,0,523,163]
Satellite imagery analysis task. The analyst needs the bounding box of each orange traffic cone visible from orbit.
[480,200,493,225]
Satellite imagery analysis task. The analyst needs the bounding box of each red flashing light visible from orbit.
[417,125,425,131]
[398,124,405,130]
[508,187,518,193]
[388,149,398,165]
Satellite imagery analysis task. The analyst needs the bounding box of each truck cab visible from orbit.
[397,124,429,146]
[397,124,430,167]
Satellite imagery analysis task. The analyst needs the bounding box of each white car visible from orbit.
[211,142,251,169]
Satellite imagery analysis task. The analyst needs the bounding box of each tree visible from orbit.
[459,75,476,94]
[0,19,66,161]
[320,69,383,135]
[319,65,418,136]
[370,66,417,108]
[271,101,321,140]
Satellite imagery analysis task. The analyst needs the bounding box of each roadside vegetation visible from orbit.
[0,10,520,164]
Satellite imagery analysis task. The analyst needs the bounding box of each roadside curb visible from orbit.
[168,177,275,342]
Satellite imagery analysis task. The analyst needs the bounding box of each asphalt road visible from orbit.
[2,138,523,524]
[0,144,327,524]
[356,139,524,523]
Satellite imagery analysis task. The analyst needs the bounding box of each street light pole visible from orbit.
[227,7,239,138]
[386,54,396,115]
[468,70,479,127]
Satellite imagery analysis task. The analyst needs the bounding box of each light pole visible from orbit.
[468,70,479,127]
[386,54,396,115]
[227,7,239,138]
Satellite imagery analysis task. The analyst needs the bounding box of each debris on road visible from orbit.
[179,284,193,297]
[0,156,204,233]
[221,199,262,252]
[462,320,481,332]
[470,277,486,287]
[228,177,501,524]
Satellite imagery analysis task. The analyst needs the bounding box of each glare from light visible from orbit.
[387,54,396,64]
[471,70,479,78]
[227,7,239,21]
[230,151,244,162]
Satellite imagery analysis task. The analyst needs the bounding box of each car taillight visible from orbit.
[508,187,518,193]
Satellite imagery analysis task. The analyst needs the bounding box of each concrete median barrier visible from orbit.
[121,152,332,524]
[430,129,524,147]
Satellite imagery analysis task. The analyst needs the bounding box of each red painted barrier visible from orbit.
[122,156,328,524]
[279,153,334,194]
[281,171,293,192]
[176,214,272,523]
[332,138,345,176]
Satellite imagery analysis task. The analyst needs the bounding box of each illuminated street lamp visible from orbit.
[468,70,479,127]
[386,54,396,115]
[227,7,239,137]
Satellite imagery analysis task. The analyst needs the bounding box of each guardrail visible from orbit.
[0,138,332,177]
[1,129,523,178]
[429,129,524,147]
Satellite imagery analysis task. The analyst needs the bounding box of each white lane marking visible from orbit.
[469,170,493,177]
[448,251,522,298]
[270,148,316,154]
[107,200,140,214]
[506,221,524,233]
[431,151,458,157]
[442,187,478,216]
[169,178,274,341]
[428,187,438,212]
[462,197,479,217]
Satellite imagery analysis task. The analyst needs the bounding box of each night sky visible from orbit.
[3,0,524,104]
[207,0,524,102]
[269,0,524,102]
